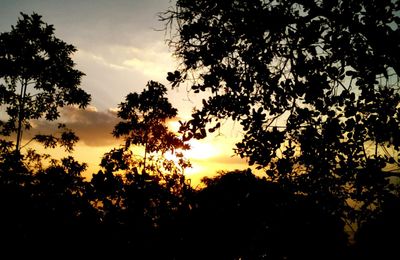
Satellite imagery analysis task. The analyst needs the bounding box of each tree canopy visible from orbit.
[163,0,400,227]
[107,80,190,172]
[89,81,193,258]
[0,9,399,258]
[0,12,90,151]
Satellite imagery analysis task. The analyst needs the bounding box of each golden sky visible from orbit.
[0,0,248,186]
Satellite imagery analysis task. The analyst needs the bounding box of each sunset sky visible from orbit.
[0,0,248,185]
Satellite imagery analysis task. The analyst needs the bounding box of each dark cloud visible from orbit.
[27,106,184,147]
[28,107,120,147]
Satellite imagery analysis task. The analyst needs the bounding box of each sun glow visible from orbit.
[165,140,221,167]
[167,120,221,159]
[185,140,221,160]
[163,138,223,183]
[165,119,248,185]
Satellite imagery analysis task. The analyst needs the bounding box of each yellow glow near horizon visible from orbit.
[162,121,248,185]
[16,112,247,187]
[163,138,226,184]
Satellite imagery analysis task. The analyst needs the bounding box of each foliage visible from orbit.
[89,81,193,257]
[0,12,90,151]
[109,80,190,175]
[178,170,348,260]
[114,81,188,153]
[0,13,94,256]
[1,7,399,258]
[163,0,400,227]
[0,149,97,257]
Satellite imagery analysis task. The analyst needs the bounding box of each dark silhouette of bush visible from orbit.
[176,170,348,260]
[0,151,99,257]
[353,193,400,260]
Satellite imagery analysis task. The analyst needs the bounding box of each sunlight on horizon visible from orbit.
[26,133,246,187]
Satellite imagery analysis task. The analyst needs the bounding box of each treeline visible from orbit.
[2,152,398,259]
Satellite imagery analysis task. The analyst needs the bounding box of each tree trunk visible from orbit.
[16,80,28,152]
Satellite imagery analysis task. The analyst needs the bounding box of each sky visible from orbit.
[0,0,248,185]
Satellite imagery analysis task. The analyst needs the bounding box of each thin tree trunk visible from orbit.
[143,142,148,171]
[143,126,149,171]
[16,79,28,152]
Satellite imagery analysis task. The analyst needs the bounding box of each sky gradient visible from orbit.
[0,0,248,185]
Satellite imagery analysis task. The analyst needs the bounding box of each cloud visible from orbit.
[121,44,173,79]
[28,106,120,147]
[73,41,176,111]
[77,42,174,81]
[27,106,185,148]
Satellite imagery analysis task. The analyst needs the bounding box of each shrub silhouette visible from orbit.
[177,170,348,260]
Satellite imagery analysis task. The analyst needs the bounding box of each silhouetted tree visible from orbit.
[113,80,189,168]
[163,0,400,232]
[0,13,95,257]
[0,12,90,152]
[90,81,192,258]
